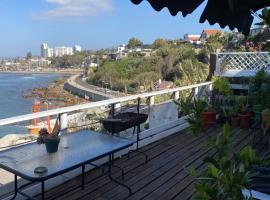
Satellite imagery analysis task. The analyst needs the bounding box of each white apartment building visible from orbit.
[73,45,82,53]
[250,25,269,36]
[29,58,51,67]
[41,43,54,58]
[55,47,74,57]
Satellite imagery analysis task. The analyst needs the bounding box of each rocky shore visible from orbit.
[23,78,89,107]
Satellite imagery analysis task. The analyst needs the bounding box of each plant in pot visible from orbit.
[191,124,263,200]
[37,118,61,153]
[201,104,216,128]
[235,96,252,128]
[261,74,270,93]
[252,104,264,123]
[229,107,240,128]
[184,99,207,136]
[262,108,270,135]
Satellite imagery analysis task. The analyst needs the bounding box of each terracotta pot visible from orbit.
[239,113,252,128]
[262,114,270,123]
[202,111,216,127]
[230,116,240,128]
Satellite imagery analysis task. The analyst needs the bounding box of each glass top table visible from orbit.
[0,130,133,181]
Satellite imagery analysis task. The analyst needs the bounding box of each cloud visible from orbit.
[33,0,113,20]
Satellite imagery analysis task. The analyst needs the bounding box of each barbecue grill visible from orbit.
[101,98,149,163]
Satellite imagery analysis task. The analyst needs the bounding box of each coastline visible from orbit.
[0,70,82,75]
[23,78,89,107]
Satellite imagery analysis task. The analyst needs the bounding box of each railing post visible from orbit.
[173,91,180,101]
[60,113,68,131]
[208,84,213,92]
[215,53,220,75]
[194,87,199,100]
[111,103,121,116]
[149,96,155,106]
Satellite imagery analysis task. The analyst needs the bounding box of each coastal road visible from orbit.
[73,75,123,97]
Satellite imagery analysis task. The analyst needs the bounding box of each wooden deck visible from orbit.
[39,126,269,200]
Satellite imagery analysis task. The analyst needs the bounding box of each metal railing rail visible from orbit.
[0,82,212,127]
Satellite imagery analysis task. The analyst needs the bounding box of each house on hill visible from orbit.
[184,34,201,46]
[200,29,221,41]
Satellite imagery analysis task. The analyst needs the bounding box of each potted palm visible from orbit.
[238,108,252,128]
[262,109,270,135]
[201,104,216,127]
[229,108,240,128]
[252,104,264,122]
[37,118,61,153]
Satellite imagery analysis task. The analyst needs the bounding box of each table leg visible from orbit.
[81,164,85,190]
[9,175,18,200]
[108,154,132,195]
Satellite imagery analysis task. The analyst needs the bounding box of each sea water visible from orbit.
[0,73,65,138]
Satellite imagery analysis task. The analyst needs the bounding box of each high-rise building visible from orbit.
[55,47,74,57]
[73,45,82,53]
[41,43,54,58]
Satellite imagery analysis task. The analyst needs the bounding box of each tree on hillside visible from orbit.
[153,39,167,49]
[26,52,32,60]
[256,7,270,27]
[127,37,143,49]
[204,32,231,53]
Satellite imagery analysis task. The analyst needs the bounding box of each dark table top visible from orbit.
[0,130,133,181]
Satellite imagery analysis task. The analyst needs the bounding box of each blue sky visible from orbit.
[0,0,258,57]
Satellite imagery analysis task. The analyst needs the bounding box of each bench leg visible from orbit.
[9,175,18,200]
[111,153,125,179]
[128,126,148,163]
[108,154,132,196]
[81,164,85,190]
[41,181,45,200]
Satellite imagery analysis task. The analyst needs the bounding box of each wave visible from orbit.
[21,76,37,80]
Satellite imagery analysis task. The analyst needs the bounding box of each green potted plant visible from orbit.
[238,107,252,128]
[252,104,264,122]
[37,126,61,154]
[262,108,270,122]
[185,99,207,136]
[262,108,270,134]
[201,104,216,127]
[234,96,252,128]
[212,76,232,97]
[261,76,270,93]
[191,124,262,200]
[229,106,240,128]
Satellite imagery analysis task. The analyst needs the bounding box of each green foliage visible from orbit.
[213,76,232,97]
[88,42,209,93]
[51,52,85,68]
[26,52,32,60]
[249,69,270,108]
[182,99,208,136]
[204,32,230,53]
[153,38,167,49]
[197,49,209,64]
[193,124,262,200]
[256,7,270,27]
[127,37,143,49]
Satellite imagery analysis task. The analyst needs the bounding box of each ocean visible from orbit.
[0,73,65,138]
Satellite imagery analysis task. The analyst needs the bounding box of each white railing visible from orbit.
[215,52,270,77]
[0,82,212,127]
[0,81,212,199]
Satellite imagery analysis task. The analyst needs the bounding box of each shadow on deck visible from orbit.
[38,126,269,200]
